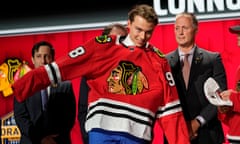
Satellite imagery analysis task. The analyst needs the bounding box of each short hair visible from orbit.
[229,25,240,34]
[102,23,127,35]
[31,41,55,59]
[128,4,158,26]
[175,12,198,29]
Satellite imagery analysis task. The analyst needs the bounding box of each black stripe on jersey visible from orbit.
[89,110,152,126]
[156,102,181,115]
[87,101,155,126]
[228,139,240,143]
[48,63,58,85]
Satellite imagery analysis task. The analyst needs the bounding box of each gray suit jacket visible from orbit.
[166,47,227,144]
[14,81,76,144]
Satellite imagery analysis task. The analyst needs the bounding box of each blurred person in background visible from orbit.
[217,25,240,143]
[14,41,76,144]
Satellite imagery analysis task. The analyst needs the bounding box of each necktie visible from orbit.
[41,89,48,111]
[182,54,190,88]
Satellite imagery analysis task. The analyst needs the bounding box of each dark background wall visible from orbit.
[0,0,157,36]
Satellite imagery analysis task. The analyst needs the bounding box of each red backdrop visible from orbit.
[1,19,240,144]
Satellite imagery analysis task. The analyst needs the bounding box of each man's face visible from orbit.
[174,15,197,48]
[127,15,155,47]
[32,46,53,68]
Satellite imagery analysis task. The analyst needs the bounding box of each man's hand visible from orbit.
[218,89,234,113]
[220,89,233,101]
[187,120,200,140]
[41,134,58,144]
[218,106,232,113]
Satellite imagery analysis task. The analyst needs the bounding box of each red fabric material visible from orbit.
[1,19,240,143]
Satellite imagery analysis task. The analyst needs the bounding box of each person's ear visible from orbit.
[31,57,34,65]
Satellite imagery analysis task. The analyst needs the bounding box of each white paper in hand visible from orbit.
[204,77,233,106]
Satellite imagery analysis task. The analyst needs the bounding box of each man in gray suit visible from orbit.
[165,12,227,144]
[14,41,76,144]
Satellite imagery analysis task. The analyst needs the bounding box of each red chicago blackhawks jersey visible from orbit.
[219,66,240,142]
[13,35,189,143]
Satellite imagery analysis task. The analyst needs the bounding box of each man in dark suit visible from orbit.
[14,41,76,144]
[166,12,227,144]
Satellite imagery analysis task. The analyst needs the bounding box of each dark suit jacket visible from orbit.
[78,77,89,144]
[166,47,227,144]
[14,81,76,144]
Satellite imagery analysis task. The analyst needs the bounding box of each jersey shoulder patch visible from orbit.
[95,35,112,44]
[153,47,165,58]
